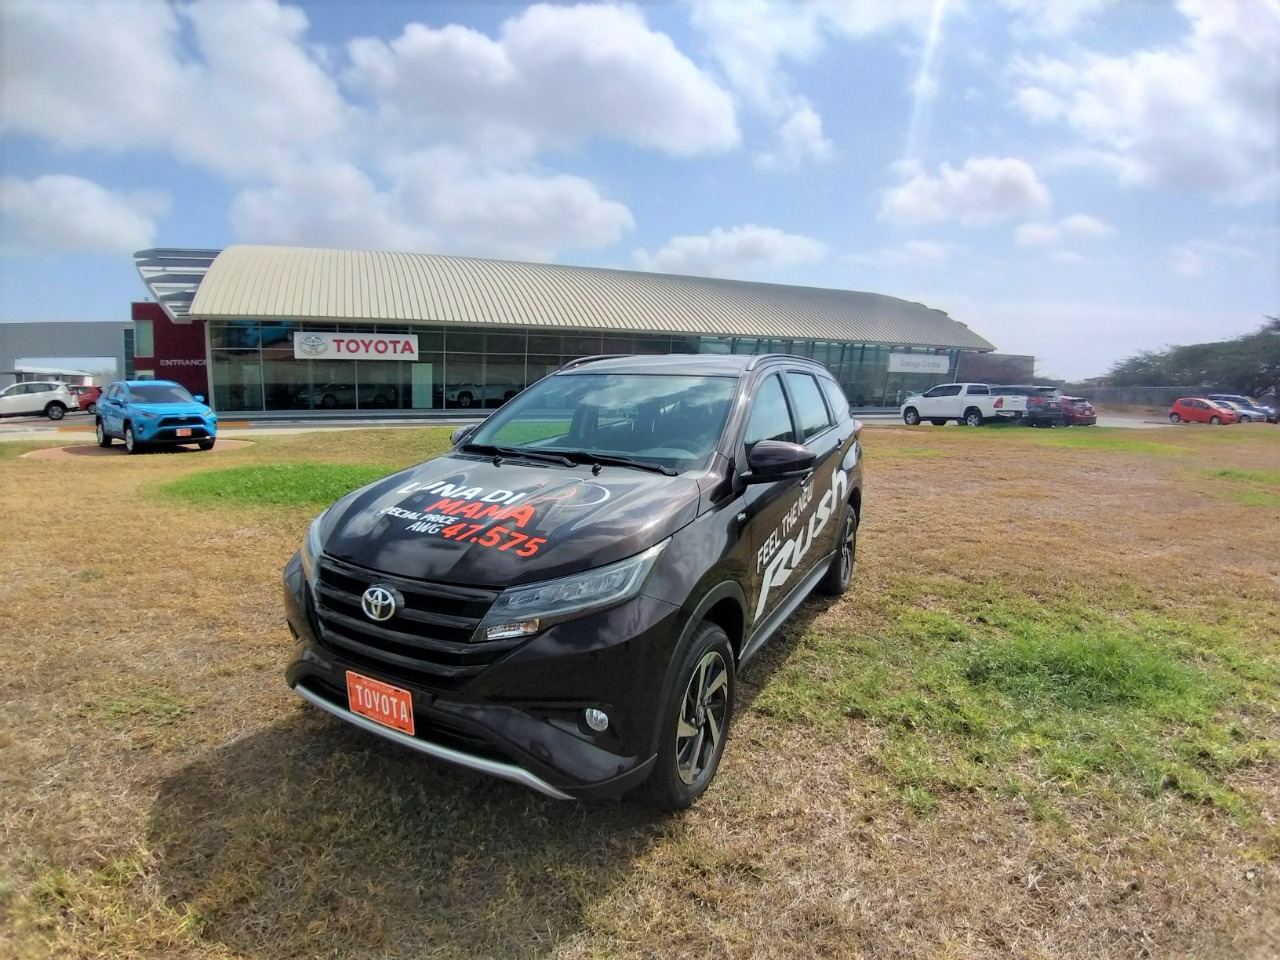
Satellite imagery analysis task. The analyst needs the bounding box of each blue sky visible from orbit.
[1,0,1276,379]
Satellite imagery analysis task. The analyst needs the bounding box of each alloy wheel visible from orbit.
[838,512,857,584]
[675,651,730,785]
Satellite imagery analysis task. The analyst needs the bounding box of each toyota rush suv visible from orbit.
[284,354,864,809]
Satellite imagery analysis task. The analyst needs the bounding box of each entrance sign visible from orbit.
[293,332,419,361]
[887,353,950,374]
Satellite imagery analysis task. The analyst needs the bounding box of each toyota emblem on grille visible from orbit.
[361,585,397,621]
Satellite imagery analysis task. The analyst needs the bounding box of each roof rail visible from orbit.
[745,353,824,371]
[557,354,630,371]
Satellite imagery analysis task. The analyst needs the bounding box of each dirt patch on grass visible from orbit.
[1,425,1277,958]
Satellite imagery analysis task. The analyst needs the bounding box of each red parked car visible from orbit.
[1060,396,1097,426]
[68,384,102,414]
[1169,397,1237,425]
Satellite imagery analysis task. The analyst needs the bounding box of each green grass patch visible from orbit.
[1208,467,1280,486]
[78,682,195,729]
[157,463,397,508]
[1222,488,1280,508]
[754,581,1279,818]
[1020,428,1187,456]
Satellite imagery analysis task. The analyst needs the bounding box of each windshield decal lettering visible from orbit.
[753,465,848,623]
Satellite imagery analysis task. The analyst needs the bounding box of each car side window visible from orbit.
[784,372,832,439]
[819,378,848,422]
[743,375,794,451]
[966,385,990,395]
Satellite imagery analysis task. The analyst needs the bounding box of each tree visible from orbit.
[1109,317,1280,396]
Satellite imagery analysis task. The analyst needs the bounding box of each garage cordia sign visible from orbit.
[887,353,950,374]
[292,332,419,361]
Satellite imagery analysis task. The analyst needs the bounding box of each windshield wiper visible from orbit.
[558,450,677,476]
[461,442,573,467]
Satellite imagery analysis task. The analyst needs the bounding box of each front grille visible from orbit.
[314,556,516,687]
[159,415,204,427]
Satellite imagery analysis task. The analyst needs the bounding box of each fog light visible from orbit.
[485,618,539,641]
[583,708,610,732]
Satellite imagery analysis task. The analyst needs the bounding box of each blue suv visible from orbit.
[95,380,218,453]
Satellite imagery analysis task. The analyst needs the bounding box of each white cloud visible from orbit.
[998,0,1117,35]
[345,3,739,158]
[1012,0,1280,202]
[1,0,720,262]
[880,156,1051,225]
[1014,222,1060,247]
[0,0,348,180]
[1015,213,1113,247]
[755,103,834,170]
[1170,226,1276,279]
[845,239,959,267]
[1060,213,1113,237]
[0,175,169,255]
[230,152,634,261]
[634,224,825,278]
[689,0,934,167]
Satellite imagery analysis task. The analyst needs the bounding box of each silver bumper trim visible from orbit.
[292,682,574,800]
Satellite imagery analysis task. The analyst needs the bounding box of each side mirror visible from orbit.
[194,394,205,404]
[745,440,815,483]
[450,424,477,446]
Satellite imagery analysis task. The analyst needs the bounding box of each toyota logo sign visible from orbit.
[361,585,398,621]
[298,333,329,356]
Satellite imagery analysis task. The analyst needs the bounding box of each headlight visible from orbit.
[300,510,328,587]
[138,409,158,419]
[475,540,668,642]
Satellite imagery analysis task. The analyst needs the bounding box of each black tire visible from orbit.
[1210,416,1221,425]
[1169,412,1181,423]
[1240,415,1252,423]
[818,503,858,596]
[458,392,474,408]
[321,393,338,409]
[902,407,920,426]
[197,439,216,451]
[964,408,984,427]
[645,621,735,811]
[45,402,66,421]
[929,418,947,426]
[95,419,111,447]
[87,402,97,415]
[372,393,388,407]
[123,423,142,454]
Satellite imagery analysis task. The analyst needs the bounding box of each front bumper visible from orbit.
[282,552,674,800]
[135,418,217,443]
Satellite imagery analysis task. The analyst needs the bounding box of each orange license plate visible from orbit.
[175,428,192,437]
[346,671,415,735]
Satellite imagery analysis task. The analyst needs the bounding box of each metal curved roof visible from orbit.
[181,244,994,351]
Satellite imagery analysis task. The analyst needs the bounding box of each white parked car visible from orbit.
[0,380,77,420]
[899,382,1051,427]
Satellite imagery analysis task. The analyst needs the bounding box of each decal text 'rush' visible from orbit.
[753,465,849,622]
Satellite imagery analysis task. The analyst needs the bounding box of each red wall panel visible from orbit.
[131,301,209,398]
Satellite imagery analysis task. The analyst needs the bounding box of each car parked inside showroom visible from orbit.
[1059,396,1097,426]
[1168,397,1237,425]
[1206,394,1277,423]
[284,353,864,809]
[0,380,77,420]
[95,380,218,453]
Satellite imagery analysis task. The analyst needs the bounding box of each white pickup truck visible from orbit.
[900,383,1062,427]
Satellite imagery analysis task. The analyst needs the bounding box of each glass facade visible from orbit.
[206,320,958,413]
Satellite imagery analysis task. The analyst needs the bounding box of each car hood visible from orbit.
[318,452,704,586]
[132,402,214,417]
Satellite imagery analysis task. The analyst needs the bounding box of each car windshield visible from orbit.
[467,372,737,471]
[129,383,194,404]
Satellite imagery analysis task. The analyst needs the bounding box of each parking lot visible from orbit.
[2,424,1277,958]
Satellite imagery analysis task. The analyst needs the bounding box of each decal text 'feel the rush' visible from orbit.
[753,465,849,622]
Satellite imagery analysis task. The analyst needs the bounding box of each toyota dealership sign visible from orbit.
[293,332,419,360]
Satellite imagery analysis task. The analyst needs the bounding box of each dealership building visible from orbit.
[131,244,995,414]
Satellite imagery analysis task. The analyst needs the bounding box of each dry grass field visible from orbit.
[1,423,1277,959]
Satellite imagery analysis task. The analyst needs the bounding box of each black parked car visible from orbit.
[284,354,864,809]
[991,384,1063,426]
